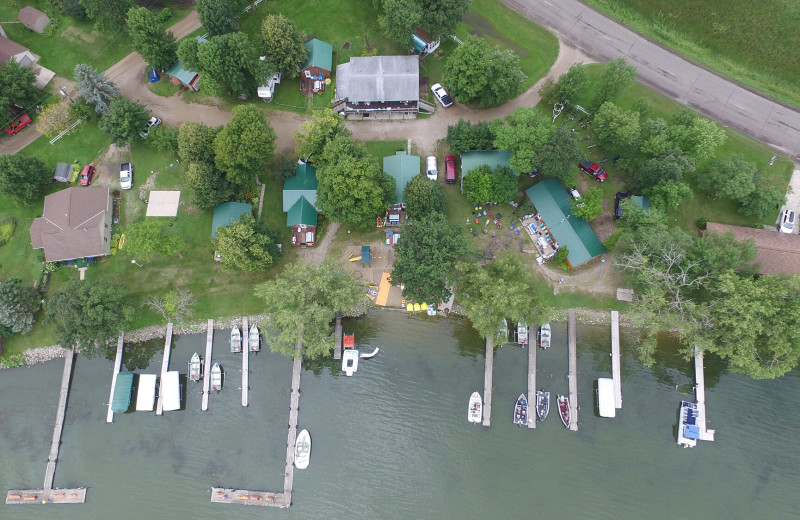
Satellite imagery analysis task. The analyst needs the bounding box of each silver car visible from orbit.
[779,209,795,233]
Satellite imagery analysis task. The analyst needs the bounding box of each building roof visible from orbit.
[0,36,30,64]
[302,38,333,72]
[286,196,318,227]
[383,151,420,204]
[461,150,514,176]
[29,187,111,262]
[18,6,51,33]
[525,178,605,268]
[53,162,72,183]
[705,222,800,275]
[336,55,419,103]
[166,59,199,86]
[211,202,252,238]
[283,162,318,211]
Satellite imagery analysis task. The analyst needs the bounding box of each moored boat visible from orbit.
[294,429,311,469]
[210,363,222,391]
[677,400,699,448]
[468,391,482,423]
[517,321,529,345]
[188,352,202,382]
[513,393,528,426]
[231,326,241,353]
[249,324,260,352]
[536,389,550,421]
[539,323,551,349]
[342,349,359,376]
[558,395,571,428]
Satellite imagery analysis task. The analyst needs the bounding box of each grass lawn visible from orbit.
[583,0,800,110]
[148,77,182,98]
[19,119,109,170]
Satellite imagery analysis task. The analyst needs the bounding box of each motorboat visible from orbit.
[539,323,551,349]
[536,389,550,421]
[231,326,241,353]
[517,321,529,345]
[468,391,482,423]
[210,363,222,391]
[558,395,571,428]
[342,349,359,376]
[513,394,528,426]
[677,400,700,448]
[188,352,202,382]
[294,429,311,469]
[249,324,260,352]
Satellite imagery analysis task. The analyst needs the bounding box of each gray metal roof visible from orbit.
[335,56,419,103]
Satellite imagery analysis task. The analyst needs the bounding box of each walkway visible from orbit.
[526,334,537,429]
[155,323,173,416]
[106,333,125,423]
[482,336,494,427]
[694,347,716,442]
[610,311,622,409]
[202,319,213,411]
[567,309,578,431]
[242,316,249,407]
[334,312,342,360]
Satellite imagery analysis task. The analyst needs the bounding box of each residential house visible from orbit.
[283,162,319,246]
[29,187,113,262]
[166,36,205,92]
[460,150,514,177]
[299,38,333,94]
[382,151,420,225]
[334,55,421,119]
[211,202,252,238]
[18,6,51,34]
[705,222,800,275]
[0,36,54,88]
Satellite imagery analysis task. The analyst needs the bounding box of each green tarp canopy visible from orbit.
[361,245,370,265]
[111,371,134,413]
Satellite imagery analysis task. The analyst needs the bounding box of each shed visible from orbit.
[111,371,134,413]
[460,150,514,177]
[53,162,72,183]
[383,151,420,204]
[18,6,50,34]
[301,38,333,72]
[361,245,370,266]
[286,196,318,227]
[211,202,252,238]
[525,178,605,268]
[166,60,200,91]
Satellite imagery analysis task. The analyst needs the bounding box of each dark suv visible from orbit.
[614,192,629,220]
[579,161,607,182]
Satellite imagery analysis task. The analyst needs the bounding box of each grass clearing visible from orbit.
[20,120,109,170]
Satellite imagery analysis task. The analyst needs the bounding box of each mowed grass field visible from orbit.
[583,0,800,109]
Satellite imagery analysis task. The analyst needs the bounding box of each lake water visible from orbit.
[1,309,798,519]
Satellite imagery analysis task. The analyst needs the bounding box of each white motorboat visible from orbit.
[249,324,260,352]
[342,349,359,376]
[468,391,482,423]
[539,323,551,349]
[188,352,202,382]
[210,363,222,391]
[517,321,529,345]
[231,326,241,353]
[294,429,311,469]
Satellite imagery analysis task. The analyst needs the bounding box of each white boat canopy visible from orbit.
[597,378,615,418]
[136,374,157,411]
[162,370,181,411]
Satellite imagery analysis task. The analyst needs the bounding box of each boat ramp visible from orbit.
[155,323,174,416]
[567,309,578,431]
[202,319,214,411]
[482,336,494,427]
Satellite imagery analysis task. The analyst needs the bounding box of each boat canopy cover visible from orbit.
[111,371,134,412]
[136,373,157,411]
[162,370,181,411]
[684,424,700,440]
[597,378,616,418]
[343,334,355,348]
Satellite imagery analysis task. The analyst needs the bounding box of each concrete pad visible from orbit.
[146,191,181,217]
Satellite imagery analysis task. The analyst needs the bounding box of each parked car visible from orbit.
[426,156,437,180]
[431,83,453,108]
[779,208,796,233]
[120,162,133,190]
[445,155,456,184]
[139,116,162,138]
[5,114,31,135]
[579,161,607,181]
[79,164,95,186]
[614,192,629,220]
[568,187,581,200]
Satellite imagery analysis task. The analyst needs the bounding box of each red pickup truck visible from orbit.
[579,161,607,182]
[5,114,31,135]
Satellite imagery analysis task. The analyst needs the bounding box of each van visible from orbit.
[426,156,437,181]
[445,155,456,184]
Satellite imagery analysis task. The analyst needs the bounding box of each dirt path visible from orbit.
[297,222,340,266]
[535,253,624,297]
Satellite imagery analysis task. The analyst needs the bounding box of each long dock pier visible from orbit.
[567,309,579,431]
[242,316,249,407]
[106,333,125,423]
[482,336,494,427]
[156,322,173,416]
[610,311,622,409]
[333,312,342,360]
[693,346,716,442]
[527,331,537,429]
[202,320,213,411]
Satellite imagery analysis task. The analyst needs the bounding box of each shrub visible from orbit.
[553,246,570,270]
[42,19,62,38]
[696,217,708,230]
[603,229,623,251]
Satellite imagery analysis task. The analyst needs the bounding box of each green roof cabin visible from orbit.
[166,36,205,91]
[211,202,252,238]
[460,150,514,177]
[283,162,319,246]
[524,178,605,268]
[383,151,420,205]
[300,38,333,94]
[283,162,318,212]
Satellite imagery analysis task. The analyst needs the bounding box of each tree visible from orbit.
[490,166,518,203]
[638,118,673,159]
[628,151,695,192]
[538,77,558,106]
[145,289,196,323]
[491,107,552,173]
[419,0,472,40]
[738,183,785,218]
[443,35,525,107]
[0,60,38,118]
[50,0,88,19]
[0,279,41,336]
[126,6,178,71]
[197,0,238,36]
[535,125,583,186]
[570,187,602,221]
[148,124,179,155]
[185,162,234,209]
[124,219,184,261]
[695,154,756,200]
[214,105,276,185]
[254,262,367,359]
[616,198,667,232]
[45,280,131,357]
[689,231,758,279]
[293,108,351,161]
[670,110,727,162]
[645,180,694,211]
[462,165,492,205]
[593,101,641,150]
[454,254,546,340]
[179,32,265,96]
[379,0,422,45]
[33,102,72,138]
[260,14,307,79]
[404,173,446,220]
[392,213,468,304]
[178,122,219,165]
[556,63,586,103]
[79,0,131,31]
[446,119,495,155]
[215,214,280,272]
[99,98,149,145]
[74,64,119,114]
[0,155,51,205]
[590,58,637,112]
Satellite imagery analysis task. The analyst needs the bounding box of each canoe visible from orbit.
[210,363,222,391]
[539,323,551,349]
[294,429,311,469]
[188,352,202,382]
[558,395,571,428]
[536,390,550,421]
[249,324,260,352]
[468,391,482,423]
[513,393,528,426]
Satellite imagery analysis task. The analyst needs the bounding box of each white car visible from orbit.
[426,156,437,181]
[779,208,795,233]
[139,116,161,138]
[120,162,133,190]
[430,83,453,108]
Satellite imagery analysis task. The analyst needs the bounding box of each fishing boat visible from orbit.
[249,324,260,352]
[294,429,311,469]
[342,349,359,376]
[536,389,550,421]
[539,323,551,349]
[517,321,529,345]
[468,391,483,423]
[557,395,571,428]
[513,394,528,426]
[188,352,202,382]
[230,326,241,353]
[210,363,222,391]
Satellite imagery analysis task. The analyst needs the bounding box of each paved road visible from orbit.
[501,0,800,160]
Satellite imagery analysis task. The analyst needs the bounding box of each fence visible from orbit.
[49,119,83,145]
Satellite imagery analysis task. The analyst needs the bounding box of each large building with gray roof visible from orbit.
[334,56,420,119]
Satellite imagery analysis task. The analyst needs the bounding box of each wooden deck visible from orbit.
[610,311,622,409]
[242,317,249,407]
[694,347,716,442]
[106,333,124,423]
[210,488,289,508]
[482,336,494,427]
[202,320,213,411]
[527,335,537,429]
[156,323,173,416]
[6,487,86,505]
[334,312,342,360]
[567,309,579,432]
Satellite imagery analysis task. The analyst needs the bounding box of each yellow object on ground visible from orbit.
[413,303,420,311]
[118,233,125,250]
[349,255,361,262]
[406,303,413,311]
[421,303,428,311]
[376,272,391,306]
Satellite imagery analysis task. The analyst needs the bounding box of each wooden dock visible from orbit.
[527,334,537,429]
[210,488,289,508]
[482,336,494,427]
[333,312,342,360]
[694,347,716,442]
[6,487,86,505]
[156,322,173,416]
[610,311,622,409]
[242,316,249,407]
[202,319,213,411]
[567,309,579,431]
[106,333,125,423]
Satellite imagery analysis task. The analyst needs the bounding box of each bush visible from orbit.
[603,229,622,250]
[0,217,17,245]
[553,246,570,270]
[42,19,62,38]
[696,217,708,230]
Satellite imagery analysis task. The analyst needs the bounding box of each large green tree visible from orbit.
[99,98,149,145]
[490,166,518,203]
[294,108,351,161]
[696,154,756,200]
[446,119,495,155]
[197,0,238,36]
[0,279,41,336]
[214,105,277,185]
[0,60,38,118]
[260,14,307,79]
[738,183,785,218]
[419,0,472,39]
[74,64,119,114]
[379,0,422,45]
[535,125,583,186]
[79,0,131,31]
[443,35,524,107]
[178,122,219,165]
[556,63,587,103]
[392,213,468,304]
[462,165,493,205]
[669,110,727,162]
[0,155,51,205]
[491,107,552,173]
[178,32,264,96]
[185,162,234,209]
[593,101,641,150]
[404,173,446,220]
[254,262,367,359]
[570,187,602,221]
[644,181,694,211]
[126,6,178,71]
[215,214,281,273]
[589,58,637,113]
[628,151,695,192]
[45,280,131,357]
[124,219,184,261]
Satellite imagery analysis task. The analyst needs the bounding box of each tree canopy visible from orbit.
[260,14,307,79]
[377,0,471,41]
[197,0,238,36]
[178,122,219,165]
[556,63,587,103]
[669,110,727,162]
[446,119,495,155]
[36,102,73,138]
[294,108,351,161]
[126,6,178,71]
[214,105,277,185]
[463,165,519,205]
[570,187,602,221]
[80,0,131,31]
[379,0,422,45]
[185,161,234,209]
[178,32,265,97]
[0,155,52,205]
[590,58,637,112]
[99,98,149,145]
[74,64,119,114]
[0,60,38,118]
[696,154,756,200]
[593,101,641,150]
[0,279,41,336]
[534,125,583,186]
[491,107,552,173]
[215,214,281,272]
[404,173,446,220]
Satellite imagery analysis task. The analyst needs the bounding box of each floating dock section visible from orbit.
[610,311,622,409]
[242,316,249,407]
[156,322,173,416]
[527,333,537,429]
[693,346,716,442]
[202,319,213,411]
[482,336,494,427]
[106,333,125,423]
[567,309,579,431]
[334,312,342,360]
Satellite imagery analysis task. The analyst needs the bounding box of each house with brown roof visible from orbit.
[18,6,51,34]
[30,187,113,262]
[705,222,800,275]
[0,36,54,88]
